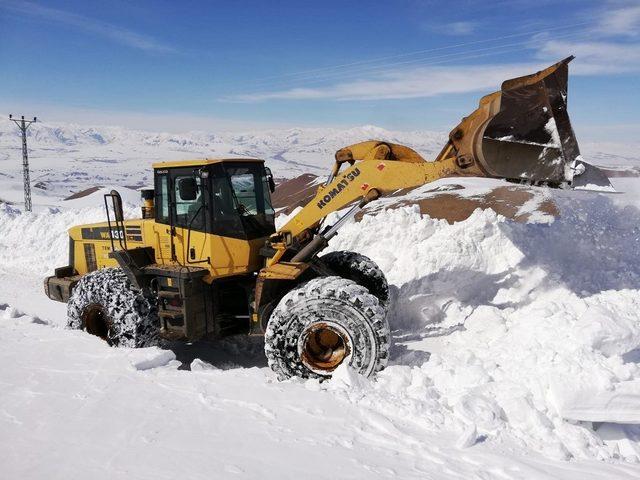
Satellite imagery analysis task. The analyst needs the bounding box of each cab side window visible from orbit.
[174,175,204,230]
[155,174,170,224]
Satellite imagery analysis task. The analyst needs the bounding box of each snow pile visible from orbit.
[0,202,138,276]
[326,194,640,461]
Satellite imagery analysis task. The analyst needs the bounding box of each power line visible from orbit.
[232,20,592,89]
[227,30,593,99]
[8,114,37,212]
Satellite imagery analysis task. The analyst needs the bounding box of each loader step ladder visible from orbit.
[157,287,189,340]
[144,265,210,341]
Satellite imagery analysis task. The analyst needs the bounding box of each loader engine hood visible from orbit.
[448,56,614,191]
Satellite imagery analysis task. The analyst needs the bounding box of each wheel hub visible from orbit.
[300,322,351,374]
[82,304,113,343]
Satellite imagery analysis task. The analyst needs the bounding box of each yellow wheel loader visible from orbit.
[44,57,611,380]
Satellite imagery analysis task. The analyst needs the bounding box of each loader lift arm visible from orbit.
[267,141,476,266]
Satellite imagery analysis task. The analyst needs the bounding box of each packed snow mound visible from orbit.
[331,193,640,294]
[326,194,640,461]
[0,203,139,275]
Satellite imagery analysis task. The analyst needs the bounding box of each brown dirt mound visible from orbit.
[64,185,139,201]
[64,186,104,200]
[365,186,558,224]
[272,174,321,214]
[273,174,558,224]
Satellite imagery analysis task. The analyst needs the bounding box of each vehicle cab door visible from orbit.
[152,167,210,266]
[152,170,173,262]
[170,168,210,266]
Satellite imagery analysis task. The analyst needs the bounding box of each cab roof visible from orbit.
[152,158,265,169]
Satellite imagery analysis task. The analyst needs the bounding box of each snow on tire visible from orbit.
[264,276,390,380]
[67,267,159,348]
[321,250,390,309]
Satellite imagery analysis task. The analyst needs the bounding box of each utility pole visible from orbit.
[9,114,37,212]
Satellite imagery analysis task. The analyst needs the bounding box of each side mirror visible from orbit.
[178,177,198,200]
[265,167,276,193]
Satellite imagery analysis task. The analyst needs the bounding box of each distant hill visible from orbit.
[0,120,638,206]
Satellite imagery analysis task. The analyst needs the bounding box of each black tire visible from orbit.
[67,268,159,348]
[264,276,390,380]
[321,250,390,309]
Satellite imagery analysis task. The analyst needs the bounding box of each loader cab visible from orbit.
[151,159,276,275]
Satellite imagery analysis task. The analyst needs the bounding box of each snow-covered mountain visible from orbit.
[0,121,446,205]
[1,120,639,209]
[0,120,447,155]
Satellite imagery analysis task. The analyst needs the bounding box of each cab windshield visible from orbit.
[211,162,275,239]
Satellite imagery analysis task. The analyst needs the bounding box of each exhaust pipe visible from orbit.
[141,188,154,219]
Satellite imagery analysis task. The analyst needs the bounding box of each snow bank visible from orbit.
[327,194,640,461]
[0,202,138,276]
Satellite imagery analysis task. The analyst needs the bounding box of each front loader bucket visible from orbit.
[446,57,613,190]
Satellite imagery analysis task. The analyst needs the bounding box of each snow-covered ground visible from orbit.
[1,122,640,479]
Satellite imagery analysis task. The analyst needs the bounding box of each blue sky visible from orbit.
[1,0,639,139]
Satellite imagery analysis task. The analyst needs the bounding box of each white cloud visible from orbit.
[226,63,546,102]
[595,3,640,37]
[227,32,640,103]
[1,0,175,53]
[228,0,640,104]
[537,39,640,75]
[428,21,477,36]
